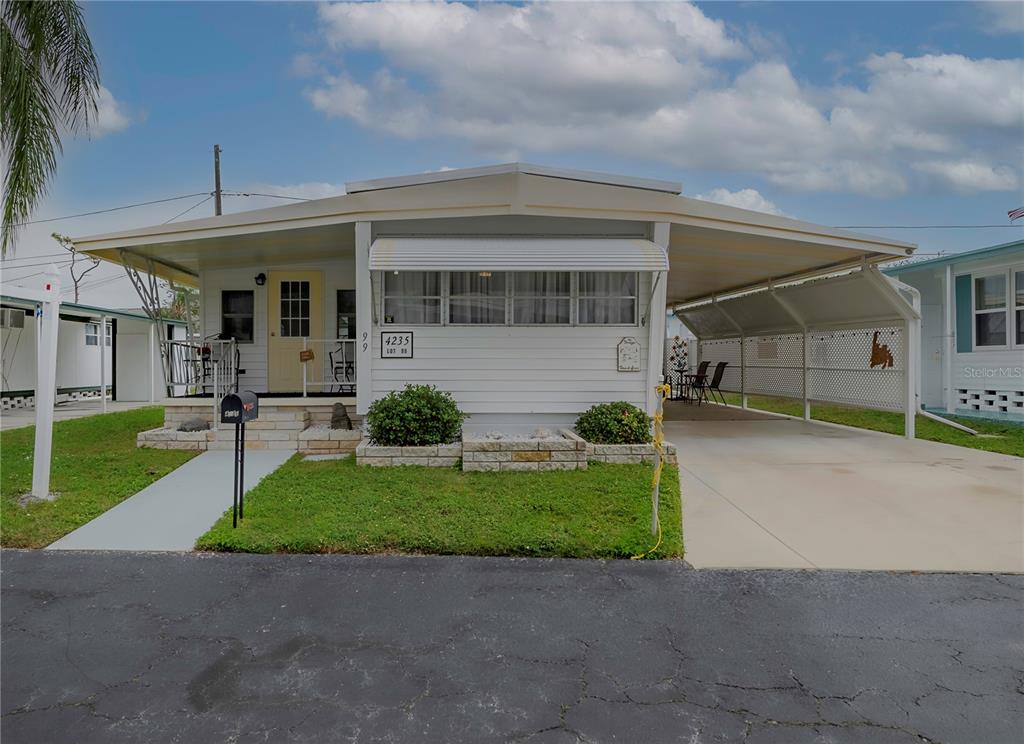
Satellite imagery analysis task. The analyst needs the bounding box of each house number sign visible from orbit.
[617,337,641,372]
[381,331,413,358]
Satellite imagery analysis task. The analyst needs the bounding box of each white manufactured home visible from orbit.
[0,295,186,408]
[72,164,915,433]
[886,240,1024,422]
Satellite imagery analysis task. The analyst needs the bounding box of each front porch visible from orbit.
[137,395,361,454]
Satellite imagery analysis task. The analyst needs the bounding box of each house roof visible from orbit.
[71,164,915,305]
[0,294,186,325]
[883,238,1023,275]
[345,162,683,195]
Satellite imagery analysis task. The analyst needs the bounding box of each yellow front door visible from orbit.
[268,270,323,392]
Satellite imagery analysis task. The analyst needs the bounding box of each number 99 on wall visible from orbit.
[381,331,413,358]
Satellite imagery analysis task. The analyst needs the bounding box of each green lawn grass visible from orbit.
[1,407,197,548]
[197,456,681,559]
[720,393,1024,458]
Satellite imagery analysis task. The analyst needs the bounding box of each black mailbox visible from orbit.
[220,391,259,424]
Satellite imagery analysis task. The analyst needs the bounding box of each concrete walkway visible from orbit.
[1,400,154,430]
[47,450,291,551]
[666,410,1024,572]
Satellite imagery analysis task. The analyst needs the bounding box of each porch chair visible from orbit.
[329,343,356,395]
[681,360,710,403]
[701,361,729,405]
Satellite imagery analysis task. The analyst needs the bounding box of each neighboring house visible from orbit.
[886,240,1024,422]
[72,163,913,433]
[0,295,186,408]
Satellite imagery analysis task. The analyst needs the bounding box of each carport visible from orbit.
[668,267,1023,572]
[674,266,921,437]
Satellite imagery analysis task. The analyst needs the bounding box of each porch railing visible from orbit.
[299,338,357,397]
[160,339,239,413]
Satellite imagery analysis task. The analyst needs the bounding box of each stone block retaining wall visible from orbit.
[355,442,462,467]
[462,430,588,472]
[587,441,677,465]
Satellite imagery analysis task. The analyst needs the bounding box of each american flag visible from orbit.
[1009,207,1024,222]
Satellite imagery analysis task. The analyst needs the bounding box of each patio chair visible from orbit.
[701,361,728,405]
[681,360,710,403]
[329,343,356,395]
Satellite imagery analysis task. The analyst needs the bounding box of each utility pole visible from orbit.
[213,144,223,216]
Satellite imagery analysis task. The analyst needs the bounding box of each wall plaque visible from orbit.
[381,331,413,358]
[617,337,642,372]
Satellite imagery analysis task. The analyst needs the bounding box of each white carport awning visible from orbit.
[676,267,917,339]
[368,238,669,272]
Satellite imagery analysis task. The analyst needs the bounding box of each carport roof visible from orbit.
[72,164,915,303]
[675,267,918,339]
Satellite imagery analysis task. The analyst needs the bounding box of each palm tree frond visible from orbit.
[1,0,99,257]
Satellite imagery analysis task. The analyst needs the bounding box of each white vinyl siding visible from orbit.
[370,272,653,425]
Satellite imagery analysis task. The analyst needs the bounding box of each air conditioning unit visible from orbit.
[0,308,26,329]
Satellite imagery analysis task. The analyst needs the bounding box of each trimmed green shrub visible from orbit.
[575,401,652,444]
[366,384,467,446]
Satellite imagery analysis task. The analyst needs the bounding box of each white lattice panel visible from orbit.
[743,334,804,399]
[699,339,742,392]
[807,326,905,411]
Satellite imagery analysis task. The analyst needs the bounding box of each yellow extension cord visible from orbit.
[632,383,672,560]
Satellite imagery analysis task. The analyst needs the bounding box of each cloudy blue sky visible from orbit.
[3,0,1022,305]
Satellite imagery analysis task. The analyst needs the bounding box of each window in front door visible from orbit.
[280,280,310,337]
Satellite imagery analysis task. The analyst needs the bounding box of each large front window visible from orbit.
[513,272,571,324]
[379,270,640,326]
[449,272,506,324]
[578,272,637,325]
[383,271,441,324]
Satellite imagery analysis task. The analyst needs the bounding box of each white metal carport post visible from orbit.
[99,314,108,412]
[31,266,61,499]
[355,221,372,416]
[148,321,156,403]
[645,223,670,416]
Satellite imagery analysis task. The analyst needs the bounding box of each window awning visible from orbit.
[368,238,669,272]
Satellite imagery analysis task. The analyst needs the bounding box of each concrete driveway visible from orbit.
[665,410,1024,572]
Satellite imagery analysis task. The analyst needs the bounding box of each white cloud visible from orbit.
[694,188,785,216]
[978,1,1024,35]
[301,2,1024,197]
[90,86,132,136]
[912,160,1020,192]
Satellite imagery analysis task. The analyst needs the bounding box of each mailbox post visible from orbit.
[220,391,259,527]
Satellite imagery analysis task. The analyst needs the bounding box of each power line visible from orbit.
[12,193,212,227]
[62,273,130,295]
[223,190,314,202]
[164,195,213,224]
[0,251,70,264]
[2,258,75,275]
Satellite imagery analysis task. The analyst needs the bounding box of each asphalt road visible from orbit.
[2,551,1021,743]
